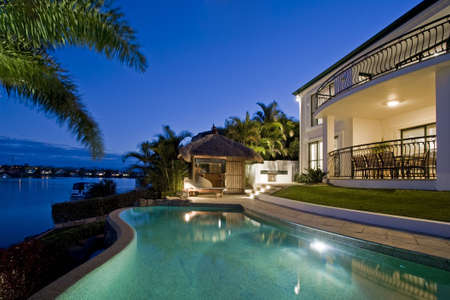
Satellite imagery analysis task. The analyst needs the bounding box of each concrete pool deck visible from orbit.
[189,193,450,269]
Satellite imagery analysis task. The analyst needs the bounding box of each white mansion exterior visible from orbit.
[294,0,450,190]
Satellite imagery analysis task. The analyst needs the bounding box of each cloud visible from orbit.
[0,136,129,169]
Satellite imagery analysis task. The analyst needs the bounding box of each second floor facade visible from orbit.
[294,0,450,190]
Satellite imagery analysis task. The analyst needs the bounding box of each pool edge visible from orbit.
[244,208,450,272]
[29,207,135,300]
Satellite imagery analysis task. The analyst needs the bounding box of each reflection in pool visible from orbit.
[59,207,450,299]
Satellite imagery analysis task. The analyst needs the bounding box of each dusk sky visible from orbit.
[0,0,421,166]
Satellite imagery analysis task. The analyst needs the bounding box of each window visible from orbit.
[401,123,435,139]
[309,141,323,170]
[195,158,226,174]
[333,135,339,151]
[401,123,436,150]
[310,94,323,127]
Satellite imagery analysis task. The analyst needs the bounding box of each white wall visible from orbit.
[298,91,323,172]
[352,118,383,145]
[436,65,450,191]
[381,105,436,140]
[247,160,298,187]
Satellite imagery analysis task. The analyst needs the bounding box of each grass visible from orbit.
[273,185,450,222]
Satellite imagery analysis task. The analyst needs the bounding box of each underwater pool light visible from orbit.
[310,240,329,253]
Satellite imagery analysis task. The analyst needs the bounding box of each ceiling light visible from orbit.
[387,100,400,107]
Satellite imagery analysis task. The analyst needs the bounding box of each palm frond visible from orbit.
[0,0,147,71]
[0,44,104,157]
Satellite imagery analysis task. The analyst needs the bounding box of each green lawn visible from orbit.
[273,185,450,222]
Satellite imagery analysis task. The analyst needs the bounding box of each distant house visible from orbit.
[55,169,66,176]
[294,0,450,190]
[41,169,52,175]
[25,168,36,175]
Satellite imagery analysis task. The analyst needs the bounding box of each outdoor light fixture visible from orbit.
[387,100,400,107]
[266,185,271,190]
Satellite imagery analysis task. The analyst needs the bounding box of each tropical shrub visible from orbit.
[224,101,299,160]
[52,189,160,223]
[124,126,191,193]
[0,222,105,299]
[296,168,327,184]
[87,180,117,198]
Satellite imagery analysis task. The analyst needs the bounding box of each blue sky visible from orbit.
[0,0,422,167]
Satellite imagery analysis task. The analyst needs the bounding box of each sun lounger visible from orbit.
[184,177,224,199]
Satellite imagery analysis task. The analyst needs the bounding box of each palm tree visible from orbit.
[254,101,283,123]
[225,112,260,146]
[279,115,299,160]
[152,126,191,192]
[123,141,153,186]
[257,122,287,159]
[124,126,191,192]
[0,0,147,158]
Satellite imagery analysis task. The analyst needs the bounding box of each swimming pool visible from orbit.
[59,206,450,299]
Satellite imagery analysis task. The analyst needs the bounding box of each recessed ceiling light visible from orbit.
[387,100,400,107]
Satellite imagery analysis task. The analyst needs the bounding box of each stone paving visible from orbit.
[189,194,450,263]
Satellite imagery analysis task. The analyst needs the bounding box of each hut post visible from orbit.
[192,157,197,182]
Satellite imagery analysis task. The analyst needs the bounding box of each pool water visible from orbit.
[59,207,450,299]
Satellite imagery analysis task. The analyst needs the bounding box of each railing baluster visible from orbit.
[314,16,449,107]
[328,136,436,181]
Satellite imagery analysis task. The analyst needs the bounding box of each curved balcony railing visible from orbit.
[328,136,436,180]
[316,15,450,108]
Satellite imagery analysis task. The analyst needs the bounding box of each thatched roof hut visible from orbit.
[179,128,262,194]
[179,131,263,163]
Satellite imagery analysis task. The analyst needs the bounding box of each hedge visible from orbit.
[52,189,161,223]
[0,222,106,299]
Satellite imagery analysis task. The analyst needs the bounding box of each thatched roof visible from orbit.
[191,127,227,142]
[179,133,263,163]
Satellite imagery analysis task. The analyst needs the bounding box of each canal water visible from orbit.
[0,177,136,248]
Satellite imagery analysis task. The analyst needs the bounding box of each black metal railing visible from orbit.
[316,15,450,108]
[328,136,436,180]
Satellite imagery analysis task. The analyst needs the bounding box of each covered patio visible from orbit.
[315,62,444,186]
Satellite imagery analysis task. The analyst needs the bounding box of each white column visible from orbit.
[436,66,450,191]
[297,95,303,172]
[322,115,335,173]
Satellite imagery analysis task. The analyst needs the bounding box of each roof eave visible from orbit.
[292,0,439,96]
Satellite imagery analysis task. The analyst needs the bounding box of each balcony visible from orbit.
[328,136,436,180]
[316,15,450,109]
